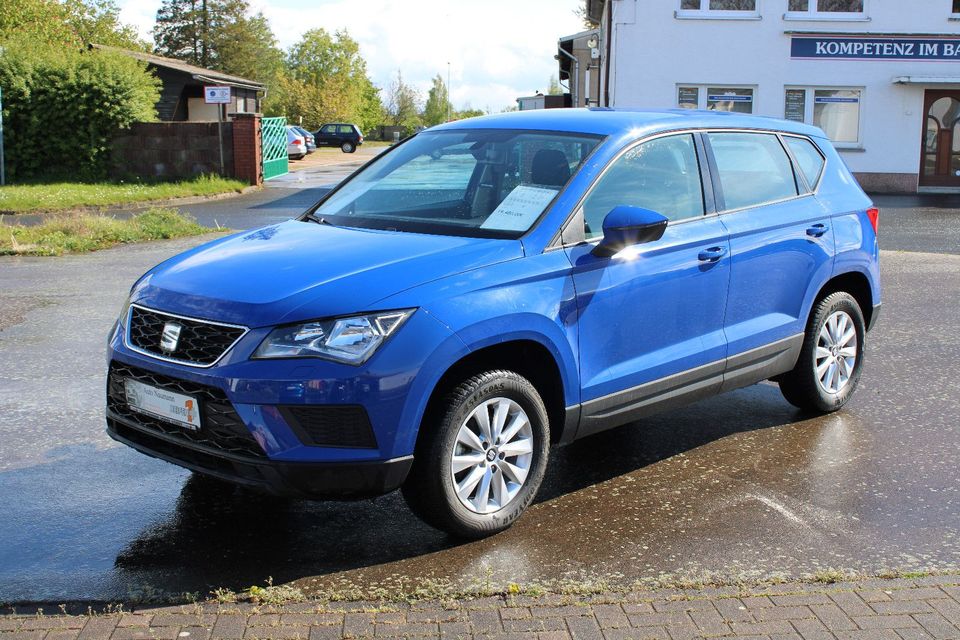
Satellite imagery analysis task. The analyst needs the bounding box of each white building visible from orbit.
[581,0,960,193]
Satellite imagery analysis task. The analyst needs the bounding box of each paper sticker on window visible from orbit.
[481,185,559,232]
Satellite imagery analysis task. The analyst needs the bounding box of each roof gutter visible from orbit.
[193,74,265,92]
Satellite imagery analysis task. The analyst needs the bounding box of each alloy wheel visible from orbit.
[816,310,858,394]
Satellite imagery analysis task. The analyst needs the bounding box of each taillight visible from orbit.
[866,207,879,233]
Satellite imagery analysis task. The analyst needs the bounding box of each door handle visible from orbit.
[806,223,829,238]
[698,246,727,262]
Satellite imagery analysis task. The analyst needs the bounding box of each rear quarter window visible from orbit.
[784,136,825,190]
[707,132,799,211]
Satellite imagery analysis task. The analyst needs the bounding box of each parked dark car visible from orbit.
[313,123,364,153]
[292,126,317,153]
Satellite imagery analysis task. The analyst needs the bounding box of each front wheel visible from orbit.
[341,141,355,153]
[402,370,550,538]
[778,291,866,413]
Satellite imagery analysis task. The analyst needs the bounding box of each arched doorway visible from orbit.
[920,91,960,187]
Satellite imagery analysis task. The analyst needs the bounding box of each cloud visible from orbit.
[117,0,584,111]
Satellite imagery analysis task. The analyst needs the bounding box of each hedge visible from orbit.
[0,40,160,182]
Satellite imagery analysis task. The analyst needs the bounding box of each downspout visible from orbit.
[603,0,613,106]
[556,46,579,108]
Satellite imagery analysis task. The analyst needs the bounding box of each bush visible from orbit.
[0,39,160,182]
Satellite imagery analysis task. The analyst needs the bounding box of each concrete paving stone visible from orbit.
[528,607,585,619]
[501,618,565,633]
[243,624,308,639]
[374,622,437,637]
[714,598,754,623]
[855,590,893,603]
[944,587,960,602]
[930,600,960,626]
[405,612,463,625]
[872,602,936,616]
[243,616,280,629]
[563,614,601,640]
[741,597,776,610]
[111,627,182,640]
[116,616,153,628]
[603,628,671,640]
[306,627,343,640]
[151,615,214,628]
[831,631,902,640]
[43,630,81,640]
[895,629,936,640]
[661,622,703,639]
[652,599,717,613]
[811,602,864,630]
[372,613,405,625]
[853,614,920,629]
[0,633,45,640]
[210,616,248,640]
[500,609,532,621]
[342,613,376,638]
[468,610,503,634]
[769,594,833,607]
[17,621,80,632]
[592,605,630,629]
[178,626,212,640]
[788,616,830,635]
[913,612,960,639]
[729,620,797,635]
[626,612,692,628]
[687,608,729,635]
[620,604,655,615]
[437,621,471,639]
[829,593,874,618]
[78,618,119,640]
[537,632,572,640]
[755,606,815,622]
[277,615,341,627]
[890,589,951,601]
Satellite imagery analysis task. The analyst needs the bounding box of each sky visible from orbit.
[117,0,586,112]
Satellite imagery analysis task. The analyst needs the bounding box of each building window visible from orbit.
[783,87,862,146]
[677,0,760,18]
[954,0,960,14]
[786,0,866,19]
[678,86,754,113]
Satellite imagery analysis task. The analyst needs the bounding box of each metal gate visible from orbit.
[261,116,288,181]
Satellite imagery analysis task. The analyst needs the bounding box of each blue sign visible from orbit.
[791,36,960,61]
[708,95,753,102]
[815,97,859,104]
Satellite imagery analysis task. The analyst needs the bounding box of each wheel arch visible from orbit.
[416,338,572,452]
[814,270,875,330]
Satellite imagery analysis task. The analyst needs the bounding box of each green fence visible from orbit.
[261,117,288,181]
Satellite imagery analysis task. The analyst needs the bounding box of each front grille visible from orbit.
[279,405,377,449]
[107,362,265,458]
[127,305,246,366]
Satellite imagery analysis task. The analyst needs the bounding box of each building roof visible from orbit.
[91,44,266,91]
[433,107,827,140]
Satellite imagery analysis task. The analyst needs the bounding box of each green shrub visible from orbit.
[0,39,160,182]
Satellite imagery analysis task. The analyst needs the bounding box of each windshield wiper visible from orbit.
[303,213,334,226]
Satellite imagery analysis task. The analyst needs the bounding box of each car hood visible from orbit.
[132,220,523,327]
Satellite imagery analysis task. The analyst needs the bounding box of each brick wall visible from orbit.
[110,121,236,181]
[231,113,262,185]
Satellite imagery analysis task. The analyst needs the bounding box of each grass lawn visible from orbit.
[0,175,248,214]
[0,208,219,256]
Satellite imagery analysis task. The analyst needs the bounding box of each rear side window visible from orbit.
[338,125,354,134]
[784,136,825,190]
[707,132,798,210]
[582,134,705,239]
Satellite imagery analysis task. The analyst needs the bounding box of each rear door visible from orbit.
[704,131,834,390]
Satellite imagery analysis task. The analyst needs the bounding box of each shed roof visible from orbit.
[92,44,266,91]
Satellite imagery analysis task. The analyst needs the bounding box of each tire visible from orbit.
[402,370,550,538]
[778,291,866,413]
[341,141,356,153]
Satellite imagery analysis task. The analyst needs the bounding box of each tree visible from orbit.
[422,73,451,127]
[153,0,282,82]
[0,0,144,50]
[547,75,563,96]
[385,70,422,134]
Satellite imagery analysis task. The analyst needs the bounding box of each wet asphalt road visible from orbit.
[0,200,958,604]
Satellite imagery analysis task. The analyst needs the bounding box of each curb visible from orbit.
[0,186,260,218]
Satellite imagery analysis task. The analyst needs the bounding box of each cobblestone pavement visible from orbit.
[2,576,959,639]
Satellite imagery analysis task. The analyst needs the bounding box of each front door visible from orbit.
[920,90,960,187]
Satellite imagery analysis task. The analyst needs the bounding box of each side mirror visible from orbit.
[592,206,669,257]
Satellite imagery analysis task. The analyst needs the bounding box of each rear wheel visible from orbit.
[341,141,356,153]
[778,291,865,413]
[402,370,549,538]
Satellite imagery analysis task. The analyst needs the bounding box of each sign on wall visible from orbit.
[791,35,960,61]
[204,85,231,104]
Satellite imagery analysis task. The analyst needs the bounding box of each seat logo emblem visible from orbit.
[160,322,182,353]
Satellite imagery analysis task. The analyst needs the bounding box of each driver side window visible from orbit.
[582,134,705,239]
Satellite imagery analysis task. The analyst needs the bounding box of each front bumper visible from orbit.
[106,410,412,498]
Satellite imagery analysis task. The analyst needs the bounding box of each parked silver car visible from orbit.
[286,126,306,160]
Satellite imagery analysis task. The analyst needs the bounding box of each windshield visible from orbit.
[307,129,603,238]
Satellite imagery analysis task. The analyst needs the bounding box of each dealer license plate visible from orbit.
[124,379,201,431]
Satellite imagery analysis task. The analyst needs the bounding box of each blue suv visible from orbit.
[106,108,880,538]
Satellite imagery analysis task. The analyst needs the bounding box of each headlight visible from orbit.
[253,309,414,364]
[110,296,132,343]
